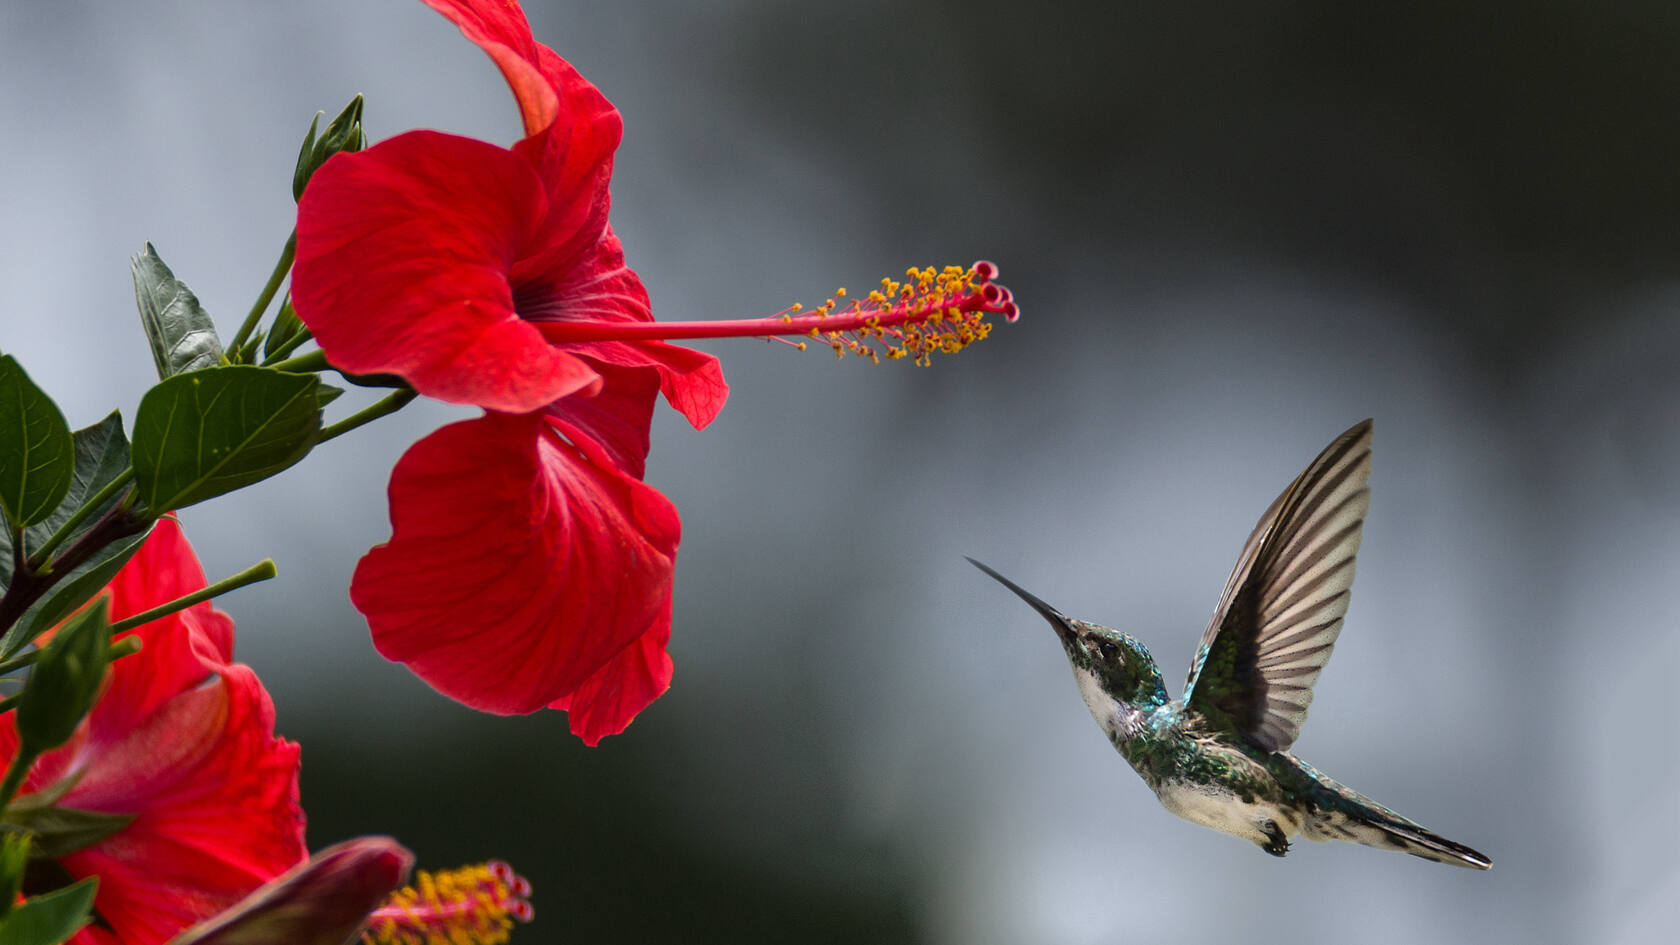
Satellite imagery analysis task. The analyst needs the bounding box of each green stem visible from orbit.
[30,469,134,567]
[269,349,330,375]
[229,230,298,357]
[0,693,18,716]
[106,558,277,635]
[0,746,38,811]
[0,649,40,676]
[318,389,418,444]
[108,634,142,663]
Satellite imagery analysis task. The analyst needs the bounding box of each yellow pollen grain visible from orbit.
[770,261,1005,369]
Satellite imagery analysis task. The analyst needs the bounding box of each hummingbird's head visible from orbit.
[1059,620,1158,697]
[966,558,1167,716]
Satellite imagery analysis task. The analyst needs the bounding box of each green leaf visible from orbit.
[0,413,131,605]
[1,798,135,860]
[132,366,324,512]
[0,521,153,660]
[132,243,224,380]
[24,412,130,566]
[32,413,130,540]
[315,382,343,411]
[0,356,74,530]
[0,877,96,945]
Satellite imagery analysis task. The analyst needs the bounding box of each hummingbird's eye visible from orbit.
[1097,640,1120,661]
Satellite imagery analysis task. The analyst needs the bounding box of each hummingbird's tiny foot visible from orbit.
[1261,820,1290,857]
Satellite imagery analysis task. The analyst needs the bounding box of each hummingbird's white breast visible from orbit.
[1154,778,1305,847]
[1070,665,1147,742]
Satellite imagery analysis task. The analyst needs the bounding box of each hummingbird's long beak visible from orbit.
[965,557,1077,643]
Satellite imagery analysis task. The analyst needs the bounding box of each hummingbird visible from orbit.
[969,419,1490,869]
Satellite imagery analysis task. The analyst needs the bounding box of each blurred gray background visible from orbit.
[2,1,1677,942]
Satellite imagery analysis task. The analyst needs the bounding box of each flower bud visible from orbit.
[169,836,413,945]
[17,600,111,755]
[293,95,365,202]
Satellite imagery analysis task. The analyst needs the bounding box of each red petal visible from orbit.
[418,0,557,138]
[578,339,729,433]
[552,361,658,479]
[353,412,681,717]
[549,610,674,746]
[294,131,602,413]
[420,0,621,237]
[510,63,621,274]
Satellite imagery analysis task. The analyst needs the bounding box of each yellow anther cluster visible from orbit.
[798,264,1000,366]
[362,863,531,945]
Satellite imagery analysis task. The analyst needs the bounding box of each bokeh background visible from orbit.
[3,1,1677,942]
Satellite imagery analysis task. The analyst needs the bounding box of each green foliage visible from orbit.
[0,877,97,945]
[132,244,225,380]
[0,413,131,589]
[0,357,73,530]
[132,366,328,513]
[0,414,149,660]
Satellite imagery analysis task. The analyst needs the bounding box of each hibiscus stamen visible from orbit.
[536,261,1017,366]
[362,861,533,945]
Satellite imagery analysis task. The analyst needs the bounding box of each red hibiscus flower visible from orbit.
[291,0,1015,744]
[0,519,306,945]
[293,1,722,419]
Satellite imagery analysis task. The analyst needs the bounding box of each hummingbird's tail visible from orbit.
[1287,760,1492,870]
[1306,808,1492,870]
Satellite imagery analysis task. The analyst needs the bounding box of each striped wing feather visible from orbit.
[1183,419,1374,752]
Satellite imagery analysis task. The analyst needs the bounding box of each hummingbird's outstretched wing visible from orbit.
[1182,419,1373,753]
